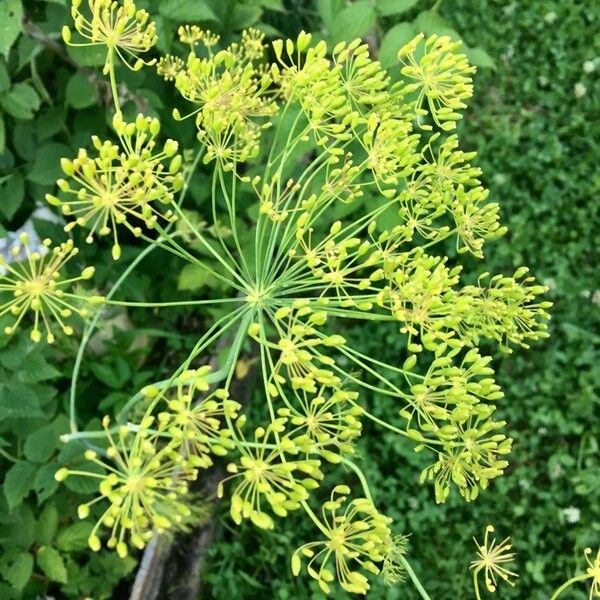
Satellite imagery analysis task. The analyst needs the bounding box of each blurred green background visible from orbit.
[0,1,597,598]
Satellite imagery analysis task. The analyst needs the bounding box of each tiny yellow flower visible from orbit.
[470,525,518,598]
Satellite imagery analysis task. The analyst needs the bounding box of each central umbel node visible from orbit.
[245,286,269,307]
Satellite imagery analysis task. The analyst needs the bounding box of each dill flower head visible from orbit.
[399,33,476,131]
[218,420,324,529]
[55,416,193,558]
[0,234,99,343]
[291,486,393,594]
[63,0,157,73]
[46,113,184,260]
[60,26,552,596]
[158,366,241,468]
[470,525,518,597]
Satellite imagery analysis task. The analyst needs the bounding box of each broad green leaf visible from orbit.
[159,0,217,22]
[26,142,70,185]
[37,546,68,584]
[24,423,58,463]
[379,22,418,68]
[178,262,222,291]
[56,521,94,552]
[0,59,9,93]
[331,1,376,44]
[0,550,33,590]
[413,10,460,39]
[3,461,36,511]
[376,0,419,16]
[316,0,344,31]
[33,463,60,505]
[230,5,263,29]
[0,172,24,220]
[0,116,4,154]
[466,46,496,69]
[0,382,43,419]
[0,82,40,120]
[259,0,285,12]
[35,503,58,545]
[65,72,96,109]
[0,0,23,58]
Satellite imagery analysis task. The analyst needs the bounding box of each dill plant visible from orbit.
[0,0,552,595]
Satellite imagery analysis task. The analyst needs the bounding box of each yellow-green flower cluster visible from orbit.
[291,486,393,594]
[163,28,277,167]
[46,113,184,260]
[218,420,324,530]
[399,33,476,130]
[51,12,552,596]
[0,234,99,343]
[55,367,239,557]
[63,0,157,73]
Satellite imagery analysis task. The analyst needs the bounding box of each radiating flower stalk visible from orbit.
[550,547,600,600]
[32,1,552,595]
[470,525,518,598]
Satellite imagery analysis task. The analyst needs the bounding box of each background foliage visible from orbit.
[0,0,597,598]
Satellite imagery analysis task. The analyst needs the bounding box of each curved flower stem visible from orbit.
[68,149,205,437]
[107,48,121,115]
[400,555,432,600]
[473,569,482,600]
[69,242,155,435]
[340,457,373,502]
[549,574,590,600]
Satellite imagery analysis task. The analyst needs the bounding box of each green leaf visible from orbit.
[0,550,33,590]
[376,0,419,16]
[0,382,43,419]
[0,82,39,120]
[330,1,376,44]
[65,72,96,109]
[0,172,24,220]
[3,461,36,511]
[56,522,94,552]
[178,262,223,291]
[0,0,23,58]
[26,142,70,185]
[0,59,9,93]
[35,503,58,545]
[24,423,58,463]
[259,0,285,12]
[466,46,496,69]
[413,10,460,39]
[159,0,217,22]
[379,22,418,68]
[36,546,68,584]
[230,5,263,29]
[0,116,4,154]
[33,463,60,505]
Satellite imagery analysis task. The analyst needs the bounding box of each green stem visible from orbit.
[107,48,121,114]
[549,574,590,600]
[0,447,19,463]
[400,556,432,600]
[105,298,242,308]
